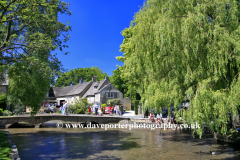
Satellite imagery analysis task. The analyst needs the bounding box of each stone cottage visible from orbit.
[47,76,131,109]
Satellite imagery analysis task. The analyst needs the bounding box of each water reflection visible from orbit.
[2,128,240,160]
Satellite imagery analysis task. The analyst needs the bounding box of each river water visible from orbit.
[3,126,240,160]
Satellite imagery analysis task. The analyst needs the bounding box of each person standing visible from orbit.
[63,101,68,115]
[95,104,98,115]
[61,102,65,115]
[160,112,162,123]
[150,112,154,122]
[88,106,91,114]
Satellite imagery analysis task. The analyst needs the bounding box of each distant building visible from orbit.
[47,76,131,109]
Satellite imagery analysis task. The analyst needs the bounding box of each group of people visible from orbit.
[60,101,68,115]
[87,105,123,116]
[150,112,176,125]
[111,107,122,116]
[45,103,56,112]
[88,104,102,116]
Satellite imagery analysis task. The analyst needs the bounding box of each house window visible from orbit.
[107,92,114,98]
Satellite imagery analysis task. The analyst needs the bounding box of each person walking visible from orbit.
[63,101,68,115]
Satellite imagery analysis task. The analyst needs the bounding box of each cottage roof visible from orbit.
[50,77,115,98]
[82,79,110,97]
[52,81,92,97]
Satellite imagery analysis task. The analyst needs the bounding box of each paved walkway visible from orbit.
[122,111,143,119]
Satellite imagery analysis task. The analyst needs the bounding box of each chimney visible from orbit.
[79,77,84,84]
[105,76,109,80]
[92,75,96,82]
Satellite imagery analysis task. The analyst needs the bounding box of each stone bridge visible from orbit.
[0,114,130,128]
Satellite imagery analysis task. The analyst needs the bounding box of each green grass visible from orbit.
[0,131,11,160]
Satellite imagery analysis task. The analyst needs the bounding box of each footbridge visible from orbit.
[0,114,130,128]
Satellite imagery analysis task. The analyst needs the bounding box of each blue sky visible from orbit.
[55,0,145,76]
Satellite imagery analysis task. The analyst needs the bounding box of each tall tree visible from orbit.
[118,0,240,137]
[110,67,128,94]
[0,0,71,114]
[110,66,141,102]
[55,67,108,87]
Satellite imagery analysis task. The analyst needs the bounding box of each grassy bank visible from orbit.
[0,131,11,160]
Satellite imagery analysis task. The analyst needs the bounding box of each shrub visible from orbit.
[6,95,25,115]
[13,106,25,115]
[56,110,62,113]
[0,93,7,110]
[76,108,86,114]
[67,104,76,114]
[107,99,121,106]
[134,100,139,115]
[3,110,11,116]
[101,104,106,114]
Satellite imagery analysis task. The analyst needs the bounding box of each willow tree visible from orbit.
[117,0,240,137]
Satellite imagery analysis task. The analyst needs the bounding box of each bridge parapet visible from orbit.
[0,115,130,128]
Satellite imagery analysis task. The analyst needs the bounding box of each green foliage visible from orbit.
[0,131,11,160]
[67,104,75,114]
[76,108,86,114]
[110,67,141,101]
[0,0,71,64]
[110,67,128,94]
[0,93,6,110]
[0,108,3,114]
[2,110,11,116]
[55,67,108,87]
[56,110,62,113]
[134,100,139,115]
[101,104,107,107]
[0,0,72,115]
[7,95,25,115]
[118,0,240,137]
[107,99,121,106]
[67,98,90,114]
[8,61,51,115]
[101,104,106,114]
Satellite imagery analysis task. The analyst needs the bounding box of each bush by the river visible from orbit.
[67,97,91,114]
[56,110,62,114]
[101,104,106,114]
[0,131,11,159]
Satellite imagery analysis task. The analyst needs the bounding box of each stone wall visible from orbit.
[0,85,7,94]
[121,98,131,110]
[100,85,123,105]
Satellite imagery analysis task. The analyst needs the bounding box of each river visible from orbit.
[2,126,240,159]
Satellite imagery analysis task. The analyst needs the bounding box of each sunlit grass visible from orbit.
[0,131,11,160]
